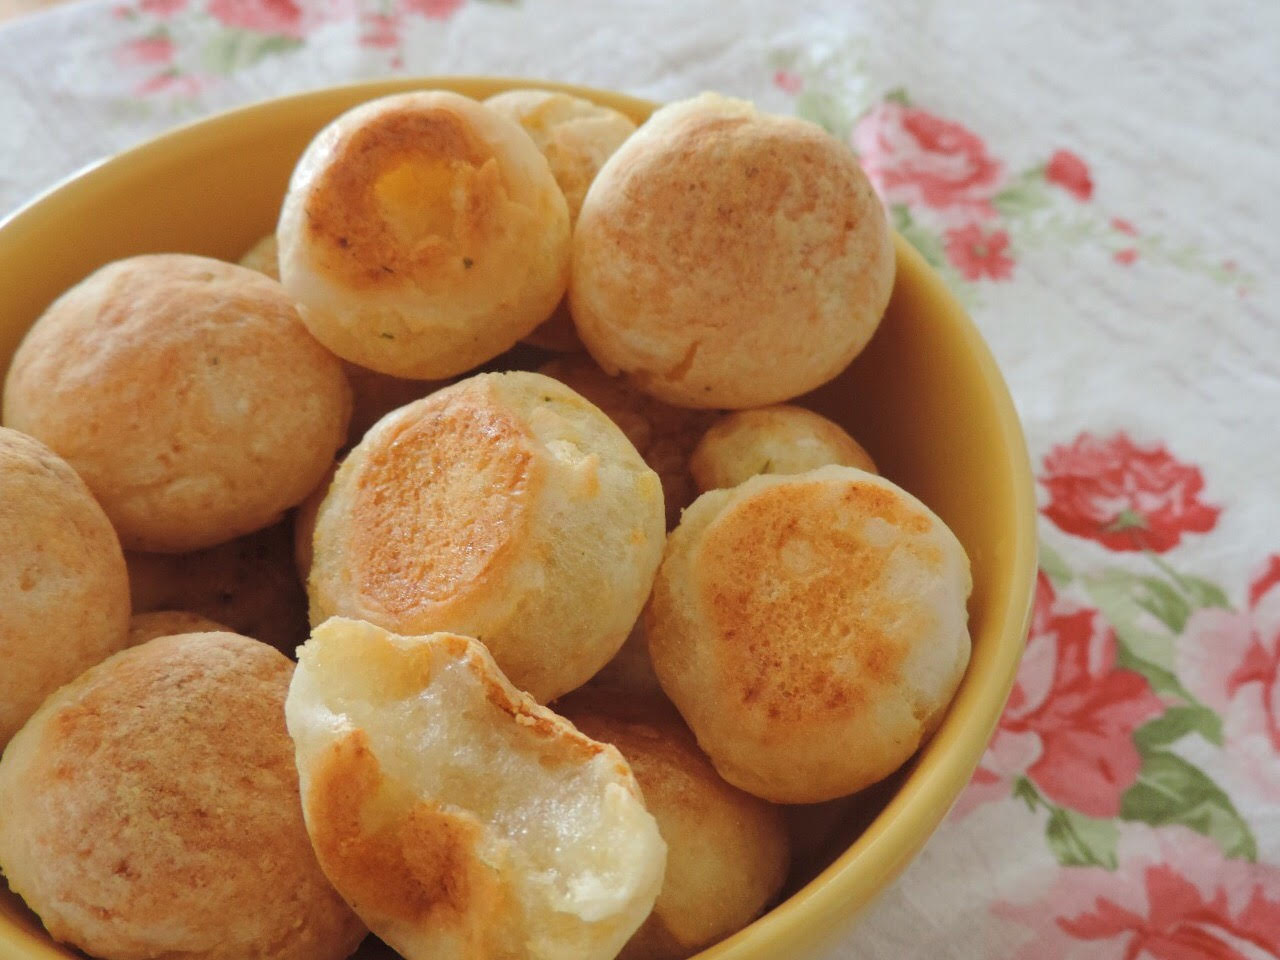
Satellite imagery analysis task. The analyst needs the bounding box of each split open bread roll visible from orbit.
[690,404,877,493]
[0,631,367,960]
[277,90,571,379]
[0,427,130,748]
[646,465,972,803]
[2,254,351,552]
[571,93,895,408]
[307,371,666,702]
[285,617,666,960]
[556,691,789,960]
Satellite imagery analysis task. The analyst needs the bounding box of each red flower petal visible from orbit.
[1045,149,1093,201]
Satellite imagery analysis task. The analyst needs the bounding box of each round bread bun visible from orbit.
[540,355,714,527]
[646,465,972,803]
[127,609,229,646]
[277,90,571,380]
[286,617,666,960]
[2,254,352,553]
[127,520,308,656]
[0,427,130,747]
[556,691,789,960]
[238,232,280,279]
[307,371,666,703]
[0,631,367,960]
[570,92,895,409]
[690,404,877,493]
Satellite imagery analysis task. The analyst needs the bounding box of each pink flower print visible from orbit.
[1178,555,1280,800]
[996,825,1280,960]
[1111,217,1138,236]
[955,574,1162,817]
[773,69,804,95]
[139,0,186,14]
[1040,431,1221,553]
[1045,149,1093,201]
[207,0,303,36]
[360,12,401,48]
[1114,248,1139,265]
[402,0,465,18]
[944,224,1014,281]
[117,34,174,65]
[851,101,1003,220]
[136,70,203,96]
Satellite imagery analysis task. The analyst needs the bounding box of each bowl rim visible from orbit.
[0,76,1038,960]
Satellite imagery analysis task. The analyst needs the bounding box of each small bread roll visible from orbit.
[557,691,789,960]
[238,232,280,279]
[277,90,571,379]
[308,371,666,702]
[540,355,714,527]
[487,89,636,355]
[127,609,229,646]
[286,617,665,960]
[127,520,308,656]
[0,632,367,960]
[2,254,351,552]
[691,404,876,493]
[647,465,971,803]
[571,93,895,408]
[0,427,130,747]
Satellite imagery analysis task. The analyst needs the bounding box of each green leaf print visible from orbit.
[1120,751,1257,861]
[1045,807,1119,869]
[1085,571,1181,670]
[202,30,303,75]
[1133,705,1223,749]
[1038,540,1074,586]
[1013,777,1118,869]
[793,89,854,139]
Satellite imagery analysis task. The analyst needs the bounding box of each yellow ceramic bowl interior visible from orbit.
[0,77,1036,960]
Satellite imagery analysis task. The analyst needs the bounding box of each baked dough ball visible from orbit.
[277,90,571,379]
[571,93,895,409]
[556,691,790,960]
[690,404,876,493]
[0,427,130,747]
[238,232,280,279]
[487,88,636,354]
[308,371,665,702]
[2,254,351,552]
[127,520,308,656]
[0,631,367,960]
[646,465,971,803]
[127,609,229,646]
[285,617,665,960]
[540,355,714,527]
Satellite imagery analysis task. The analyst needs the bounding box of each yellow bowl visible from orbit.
[0,77,1036,960]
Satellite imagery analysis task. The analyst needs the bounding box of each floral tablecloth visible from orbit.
[2,1,1278,956]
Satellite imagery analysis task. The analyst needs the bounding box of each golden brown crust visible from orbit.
[0,427,130,747]
[127,609,229,646]
[570,94,895,408]
[0,632,366,960]
[2,254,352,552]
[690,404,877,492]
[349,382,539,618]
[646,466,972,803]
[557,692,790,959]
[305,106,500,291]
[540,355,714,526]
[126,520,309,657]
